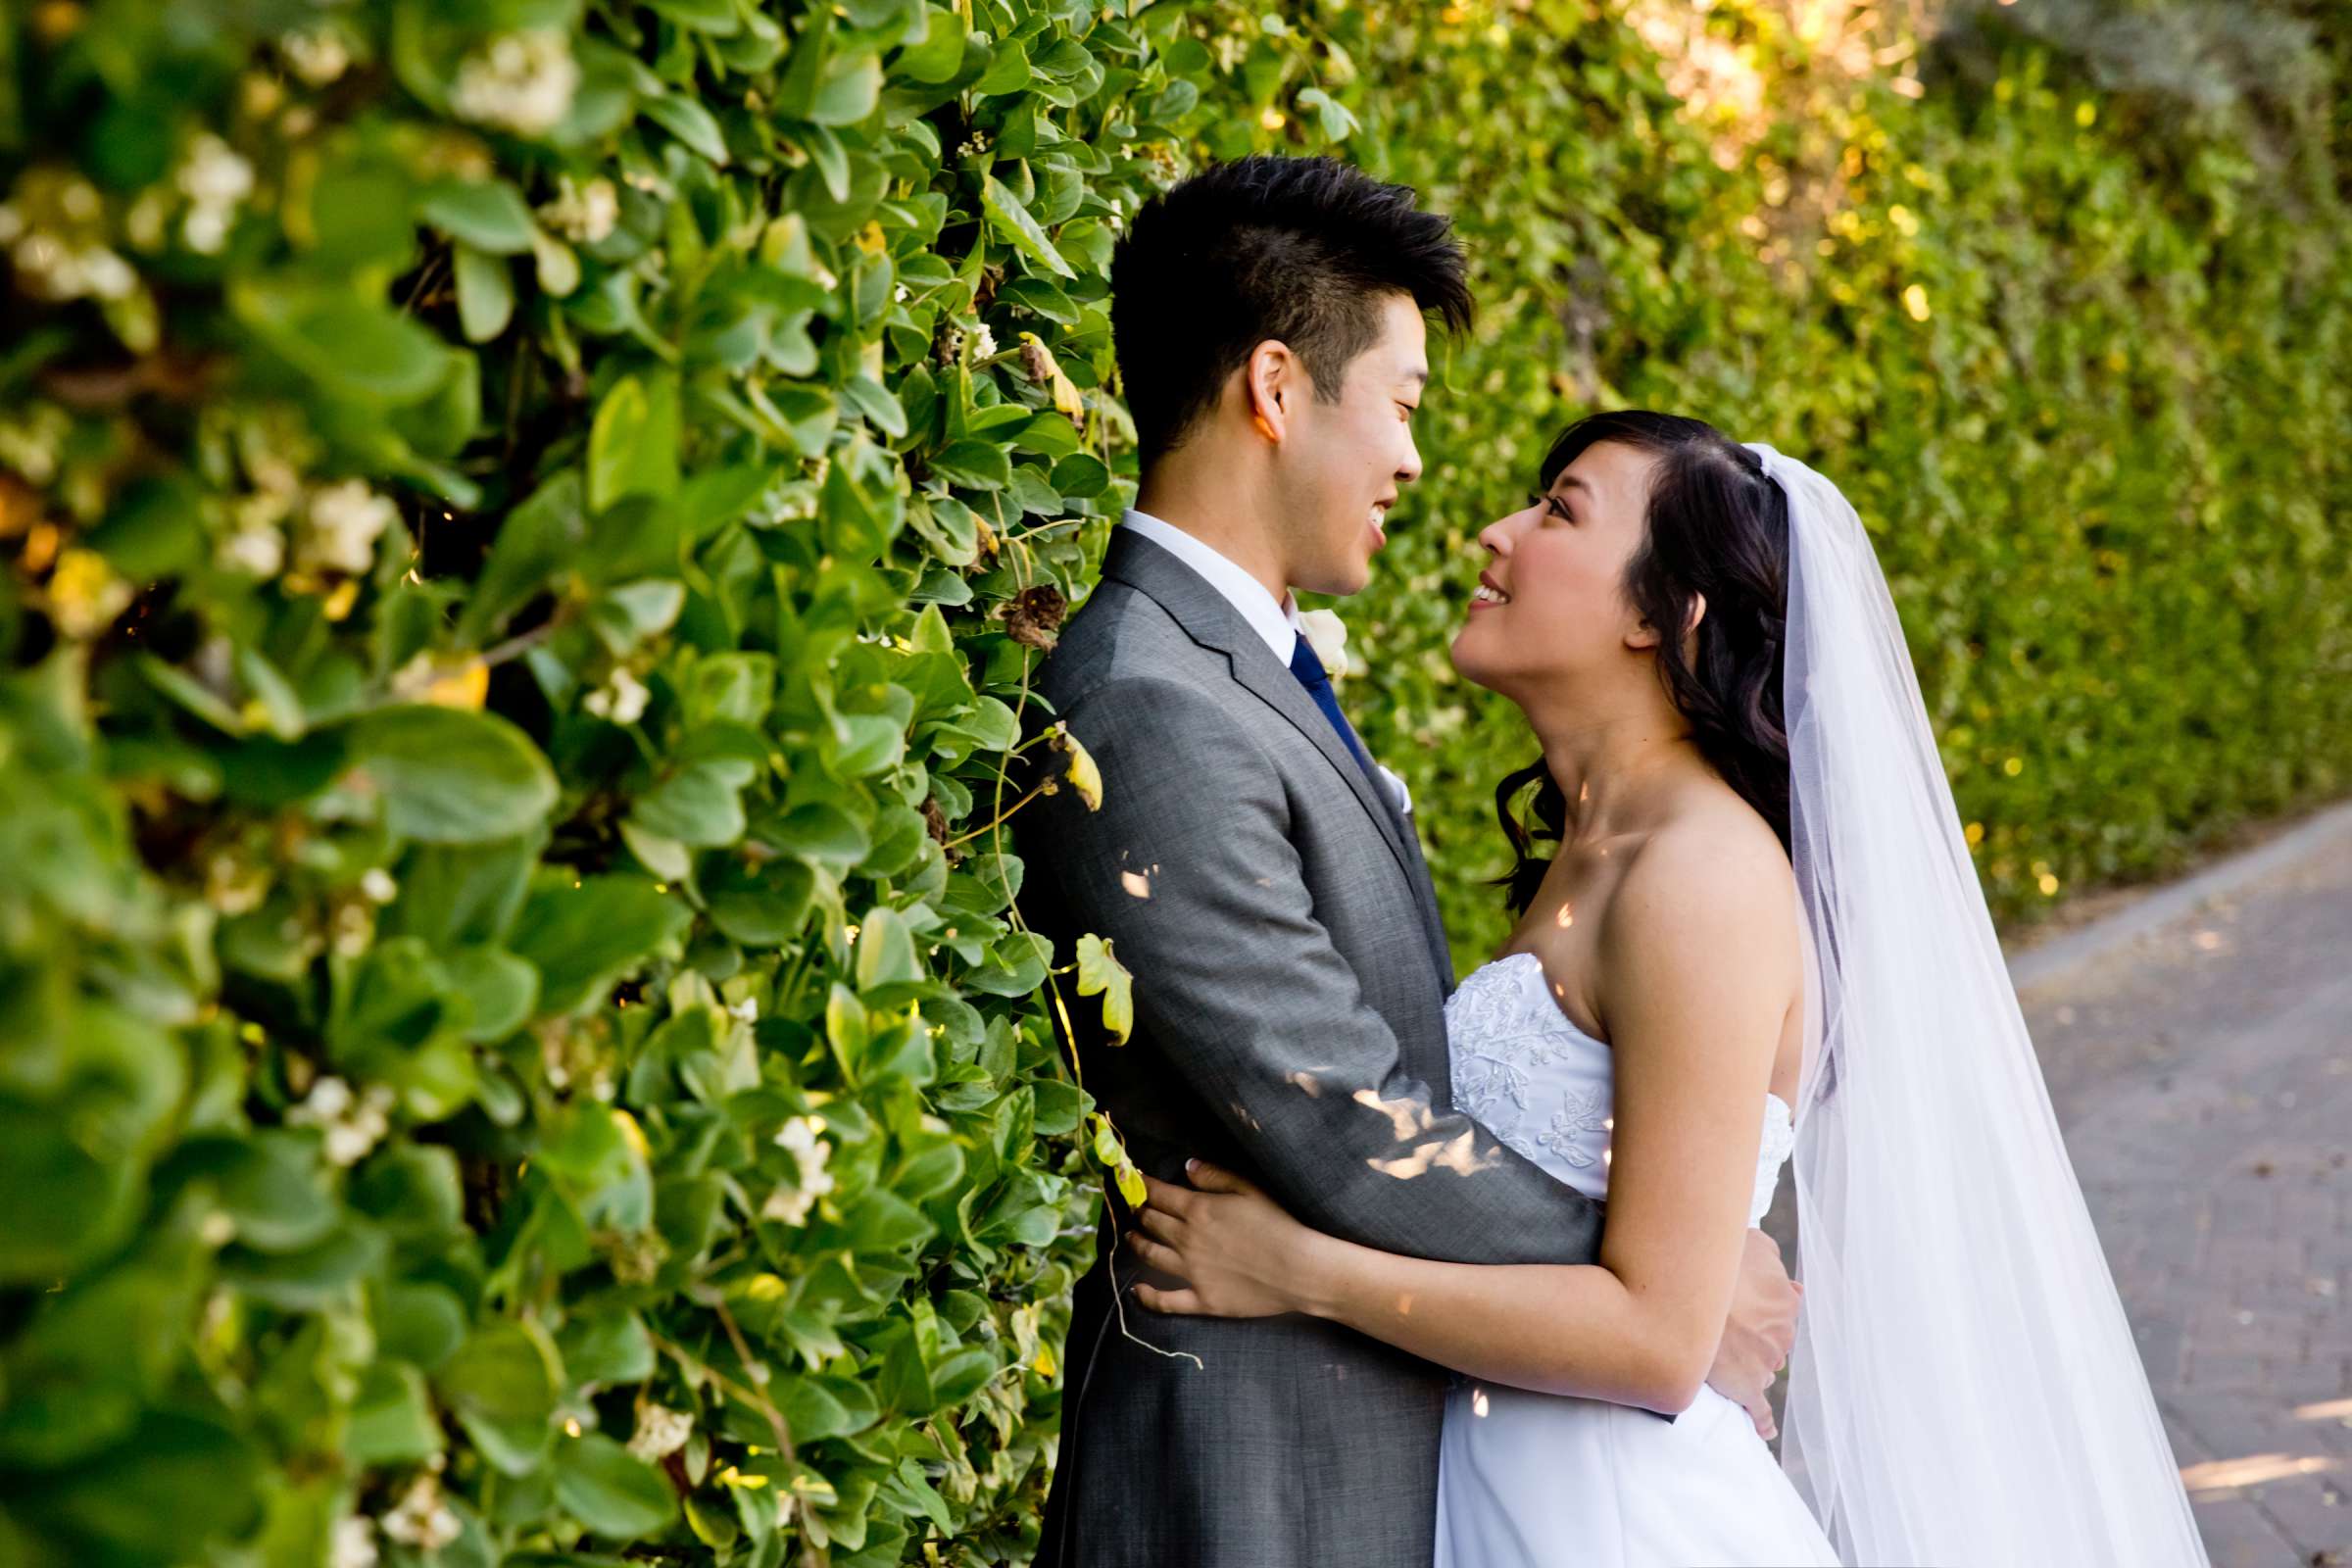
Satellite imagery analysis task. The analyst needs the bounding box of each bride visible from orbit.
[1121,412,2209,1566]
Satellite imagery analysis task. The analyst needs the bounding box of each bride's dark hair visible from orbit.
[1496,411,1792,915]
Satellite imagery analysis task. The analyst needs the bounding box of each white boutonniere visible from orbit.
[1298,607,1352,679]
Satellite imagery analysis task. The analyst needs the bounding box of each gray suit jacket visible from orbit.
[1015,529,1604,1568]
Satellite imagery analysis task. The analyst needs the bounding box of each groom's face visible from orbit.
[1275,292,1429,598]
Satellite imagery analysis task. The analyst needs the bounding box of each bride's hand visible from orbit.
[1126,1159,1317,1319]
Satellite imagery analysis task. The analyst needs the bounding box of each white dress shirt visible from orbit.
[1120,509,1413,816]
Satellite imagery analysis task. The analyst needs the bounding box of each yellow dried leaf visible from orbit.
[425,660,489,710]
[1060,728,1102,810]
[1017,331,1086,423]
[1113,1155,1147,1209]
[1075,933,1132,1045]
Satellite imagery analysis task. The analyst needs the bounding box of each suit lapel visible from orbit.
[1102,530,1423,900]
[1391,806,1458,994]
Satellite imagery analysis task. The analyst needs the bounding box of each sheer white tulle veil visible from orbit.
[1749,443,2209,1565]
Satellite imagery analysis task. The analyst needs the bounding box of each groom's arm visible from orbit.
[1028,675,1600,1269]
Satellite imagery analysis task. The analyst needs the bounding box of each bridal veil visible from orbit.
[1754,443,2209,1565]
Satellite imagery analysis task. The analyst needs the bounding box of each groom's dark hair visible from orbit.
[1112,155,1473,465]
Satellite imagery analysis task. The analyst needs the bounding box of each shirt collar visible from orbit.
[1119,509,1299,667]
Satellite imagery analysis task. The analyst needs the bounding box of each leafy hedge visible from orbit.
[1267,0,2352,963]
[4,1,2349,1566]
[0,1,1207,1562]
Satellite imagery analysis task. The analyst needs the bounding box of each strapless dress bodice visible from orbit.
[1446,952,1794,1224]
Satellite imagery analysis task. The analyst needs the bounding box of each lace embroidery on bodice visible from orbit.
[1446,952,1795,1223]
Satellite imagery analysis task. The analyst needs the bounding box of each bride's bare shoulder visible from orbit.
[1599,803,1798,976]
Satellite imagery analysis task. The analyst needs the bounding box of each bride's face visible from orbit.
[1452,439,1665,698]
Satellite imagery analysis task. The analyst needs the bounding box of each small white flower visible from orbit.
[626,1402,694,1462]
[537,174,618,244]
[360,868,399,904]
[380,1475,461,1550]
[181,207,233,255]
[298,480,396,575]
[760,1183,816,1226]
[726,997,759,1023]
[1298,608,1350,677]
[288,1076,397,1167]
[8,230,137,303]
[582,666,650,724]
[217,521,284,576]
[329,1516,379,1568]
[762,1117,836,1227]
[306,1077,354,1119]
[451,29,580,137]
[281,28,352,87]
[175,134,254,256]
[968,323,998,362]
[893,283,909,303]
[79,248,137,300]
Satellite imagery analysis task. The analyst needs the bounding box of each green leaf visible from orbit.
[854,905,921,989]
[219,1223,388,1310]
[892,6,966,84]
[511,873,693,1015]
[455,244,515,342]
[12,1411,262,1560]
[418,179,540,255]
[376,1281,467,1370]
[929,439,1011,491]
[588,372,684,511]
[980,175,1077,279]
[775,1375,875,1443]
[927,1346,997,1406]
[176,1131,337,1252]
[643,92,730,164]
[645,0,742,33]
[348,1361,443,1465]
[558,1311,656,1386]
[436,1320,562,1477]
[444,946,539,1040]
[809,49,884,124]
[1051,452,1111,498]
[347,707,560,845]
[972,40,1030,97]
[629,758,756,847]
[556,1433,678,1540]
[256,293,449,404]
[704,858,816,946]
[385,833,540,950]
[840,373,907,438]
[1297,85,1359,142]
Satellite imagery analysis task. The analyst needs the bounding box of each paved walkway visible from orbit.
[2011,804,2352,1567]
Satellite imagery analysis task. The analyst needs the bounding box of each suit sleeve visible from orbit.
[1029,675,1602,1268]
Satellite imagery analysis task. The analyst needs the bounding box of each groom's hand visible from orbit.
[1707,1228,1801,1440]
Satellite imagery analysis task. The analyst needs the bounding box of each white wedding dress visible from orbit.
[1433,952,1839,1567]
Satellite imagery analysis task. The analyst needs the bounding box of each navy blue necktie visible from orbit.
[1288,635,1377,782]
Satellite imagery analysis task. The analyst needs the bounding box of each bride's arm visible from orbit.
[1129,831,1797,1415]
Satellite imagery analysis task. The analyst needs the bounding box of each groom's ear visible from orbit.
[1243,338,1304,442]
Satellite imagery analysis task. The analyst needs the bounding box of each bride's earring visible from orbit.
[1252,412,1279,443]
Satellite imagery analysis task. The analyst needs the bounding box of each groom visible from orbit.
[1014,156,1799,1568]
